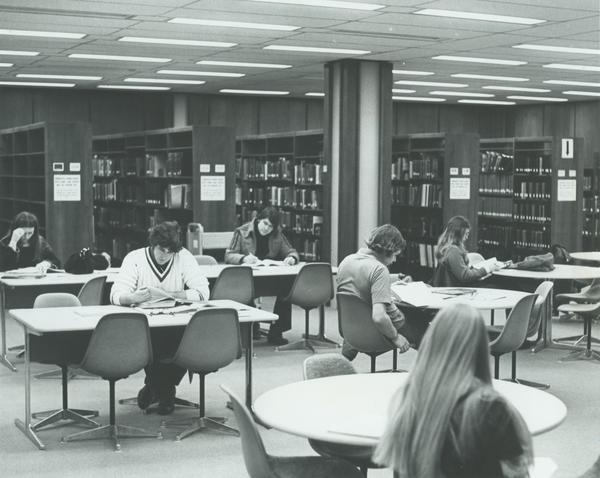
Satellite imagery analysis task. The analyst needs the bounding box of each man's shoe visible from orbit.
[157,385,176,416]
[267,334,289,346]
[137,384,158,410]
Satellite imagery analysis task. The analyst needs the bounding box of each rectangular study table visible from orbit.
[10,300,277,450]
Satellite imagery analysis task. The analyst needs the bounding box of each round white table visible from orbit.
[253,373,567,447]
[428,287,529,310]
[570,252,600,264]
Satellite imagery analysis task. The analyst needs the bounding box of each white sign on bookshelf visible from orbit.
[561,138,574,159]
[200,175,225,201]
[449,177,470,200]
[53,174,81,202]
[557,179,576,202]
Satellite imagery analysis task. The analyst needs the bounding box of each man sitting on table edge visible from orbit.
[110,221,209,415]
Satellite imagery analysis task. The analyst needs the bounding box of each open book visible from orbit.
[251,259,287,267]
[471,257,510,271]
[137,296,192,309]
[1,267,46,279]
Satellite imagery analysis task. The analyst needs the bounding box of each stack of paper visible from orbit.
[391,281,433,307]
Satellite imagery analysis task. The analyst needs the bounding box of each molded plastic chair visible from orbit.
[555,278,600,346]
[161,308,242,441]
[303,354,381,476]
[194,255,218,266]
[221,385,365,478]
[277,263,335,352]
[466,252,485,265]
[557,301,600,362]
[77,275,107,306]
[61,313,161,451]
[489,294,537,381]
[210,265,255,304]
[29,293,100,431]
[337,292,399,373]
[578,453,600,478]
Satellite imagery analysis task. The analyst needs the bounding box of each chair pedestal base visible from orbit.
[162,416,239,441]
[514,378,550,390]
[14,419,45,450]
[31,408,99,431]
[560,348,600,363]
[277,339,315,353]
[119,396,199,411]
[61,423,162,451]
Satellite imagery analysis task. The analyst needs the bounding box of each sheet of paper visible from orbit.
[200,175,225,201]
[391,281,433,307]
[449,177,470,200]
[53,174,81,201]
[557,179,576,202]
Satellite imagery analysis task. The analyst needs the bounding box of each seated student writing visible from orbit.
[0,211,60,272]
[110,221,209,415]
[337,224,427,360]
[225,206,299,346]
[432,215,502,287]
[374,302,533,478]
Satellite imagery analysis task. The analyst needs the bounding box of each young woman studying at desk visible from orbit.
[0,211,60,272]
[374,302,533,478]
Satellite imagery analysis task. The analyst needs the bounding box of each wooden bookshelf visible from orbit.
[235,129,326,262]
[0,121,93,264]
[92,125,235,261]
[582,157,600,250]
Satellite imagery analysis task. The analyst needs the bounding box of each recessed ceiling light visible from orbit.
[433,55,527,66]
[69,53,171,63]
[17,74,102,81]
[0,50,39,56]
[157,69,245,78]
[507,95,568,102]
[544,80,600,88]
[395,80,468,88]
[451,74,529,82]
[543,63,600,72]
[392,70,434,76]
[305,92,325,97]
[169,18,299,31]
[124,78,206,85]
[119,37,236,48]
[392,89,416,94]
[220,89,289,95]
[0,29,86,39]
[0,81,74,87]
[514,44,600,55]
[414,9,545,25]
[264,45,370,55]
[197,60,291,69]
[482,86,551,93]
[429,91,494,97]
[563,91,600,97]
[250,0,384,11]
[98,85,170,91]
[393,96,445,102]
[459,99,516,105]
[0,63,13,67]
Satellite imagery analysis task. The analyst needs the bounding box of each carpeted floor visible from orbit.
[0,303,598,478]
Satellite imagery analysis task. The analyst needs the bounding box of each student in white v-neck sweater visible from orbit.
[110,221,210,415]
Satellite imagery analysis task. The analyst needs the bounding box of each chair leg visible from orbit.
[490,310,494,326]
[392,350,397,372]
[560,317,600,363]
[276,310,315,352]
[494,355,500,379]
[370,356,376,373]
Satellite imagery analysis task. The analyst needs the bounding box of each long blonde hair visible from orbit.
[435,215,470,262]
[373,303,533,478]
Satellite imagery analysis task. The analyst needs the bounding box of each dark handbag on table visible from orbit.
[550,244,572,265]
[64,248,110,274]
[508,252,555,272]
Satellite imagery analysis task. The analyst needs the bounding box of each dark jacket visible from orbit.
[0,235,61,272]
[224,220,299,265]
[432,244,487,287]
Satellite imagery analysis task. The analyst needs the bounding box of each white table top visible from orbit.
[570,252,600,263]
[253,373,567,446]
[9,300,277,335]
[493,264,600,280]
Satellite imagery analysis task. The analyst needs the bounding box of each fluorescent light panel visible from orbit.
[220,89,289,95]
[169,18,299,31]
[0,50,39,56]
[514,44,600,55]
[0,63,13,67]
[98,85,170,91]
[17,74,101,80]
[250,0,384,10]
[459,99,516,105]
[429,91,494,97]
[197,60,291,69]
[392,89,416,94]
[264,45,370,55]
[507,95,568,102]
[305,92,324,97]
[393,96,445,102]
[392,69,434,76]
[452,74,529,82]
[0,81,74,87]
[0,29,86,39]
[69,53,170,63]
[414,9,544,25]
[482,86,550,93]
[125,78,205,85]
[395,80,467,88]
[119,37,236,48]
[563,91,600,97]
[157,69,244,78]
[543,63,600,72]
[433,55,526,66]
[544,80,600,88]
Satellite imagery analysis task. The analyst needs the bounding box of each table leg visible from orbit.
[14,331,45,450]
[245,323,253,408]
[0,285,17,371]
[302,305,340,347]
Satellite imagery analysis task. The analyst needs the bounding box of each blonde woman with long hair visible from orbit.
[374,303,533,478]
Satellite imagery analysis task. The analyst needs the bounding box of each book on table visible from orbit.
[1,267,46,279]
[251,259,287,267]
[137,296,192,309]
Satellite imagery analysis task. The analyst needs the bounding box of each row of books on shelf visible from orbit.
[514,181,550,199]
[146,152,186,177]
[405,242,438,268]
[93,152,187,177]
[478,225,512,248]
[402,217,442,240]
[240,157,293,180]
[514,155,551,175]
[292,237,321,262]
[93,180,131,202]
[292,215,323,236]
[583,196,600,213]
[391,155,442,180]
[294,162,323,185]
[583,216,600,237]
[93,155,135,177]
[95,206,140,229]
[391,184,443,207]
[478,197,512,219]
[480,151,513,173]
[513,229,550,250]
[479,175,513,196]
[583,173,600,192]
[514,202,550,223]
[238,187,322,210]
